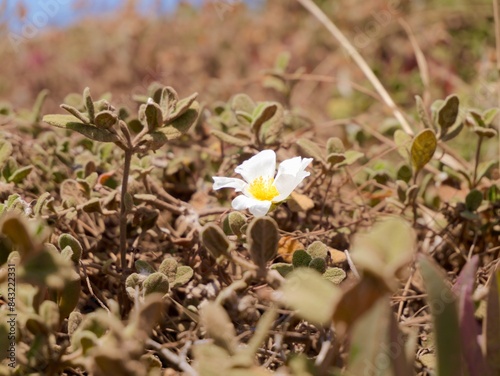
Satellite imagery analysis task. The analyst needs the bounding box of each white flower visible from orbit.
[213,150,313,217]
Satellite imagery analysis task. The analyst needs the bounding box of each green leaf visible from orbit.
[309,258,326,273]
[474,127,497,138]
[410,129,437,174]
[440,121,464,142]
[292,249,312,268]
[470,110,487,128]
[322,267,346,284]
[394,129,412,159]
[82,198,102,214]
[275,51,291,72]
[258,103,283,144]
[226,211,247,237]
[415,95,432,129]
[351,218,416,283]
[61,104,90,123]
[211,129,249,147]
[247,216,279,269]
[158,257,178,283]
[168,92,198,122]
[488,185,500,202]
[418,256,463,376]
[143,272,170,295]
[437,94,459,135]
[326,137,345,154]
[172,265,194,288]
[280,268,340,325]
[296,138,325,164]
[165,103,199,134]
[33,192,52,215]
[31,89,49,124]
[58,233,83,264]
[83,87,95,123]
[270,263,294,277]
[465,189,482,212]
[0,140,13,167]
[1,214,36,259]
[397,164,412,183]
[476,160,496,183]
[159,86,179,118]
[94,111,117,129]
[231,93,256,114]
[8,165,33,184]
[346,298,392,376]
[336,150,364,167]
[483,108,500,126]
[135,260,156,275]
[145,101,163,131]
[251,103,278,136]
[43,114,120,143]
[2,157,16,181]
[58,270,81,318]
[306,241,329,260]
[200,302,238,354]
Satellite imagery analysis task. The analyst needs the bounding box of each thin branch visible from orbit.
[146,339,198,376]
[296,0,414,135]
[119,149,133,272]
[398,18,431,106]
[344,249,360,279]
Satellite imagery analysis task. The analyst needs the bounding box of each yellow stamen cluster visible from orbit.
[248,176,279,201]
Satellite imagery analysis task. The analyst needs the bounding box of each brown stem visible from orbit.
[120,149,133,272]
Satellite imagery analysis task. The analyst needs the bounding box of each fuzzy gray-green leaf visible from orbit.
[0,140,13,167]
[437,94,459,134]
[211,129,249,147]
[172,265,194,287]
[201,223,232,262]
[58,233,83,264]
[83,87,95,123]
[143,272,170,295]
[247,216,279,269]
[231,93,256,114]
[292,249,312,268]
[43,114,120,143]
[94,110,117,129]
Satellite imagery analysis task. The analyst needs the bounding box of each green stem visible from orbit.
[120,149,133,271]
[472,135,483,188]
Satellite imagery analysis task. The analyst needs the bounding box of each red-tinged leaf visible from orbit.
[453,256,489,376]
[388,310,413,376]
[485,266,500,372]
[418,256,463,376]
[452,255,479,296]
[333,272,390,329]
[346,298,410,376]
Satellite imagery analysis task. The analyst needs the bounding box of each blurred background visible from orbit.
[0,0,496,130]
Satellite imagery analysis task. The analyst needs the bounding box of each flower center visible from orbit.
[248,176,279,201]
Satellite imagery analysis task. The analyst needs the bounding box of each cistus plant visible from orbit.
[1,0,500,375]
[43,85,200,272]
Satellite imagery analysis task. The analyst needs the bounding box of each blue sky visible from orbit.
[2,0,255,33]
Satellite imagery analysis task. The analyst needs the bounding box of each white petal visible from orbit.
[235,150,276,183]
[231,195,272,217]
[213,177,247,192]
[273,157,313,201]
